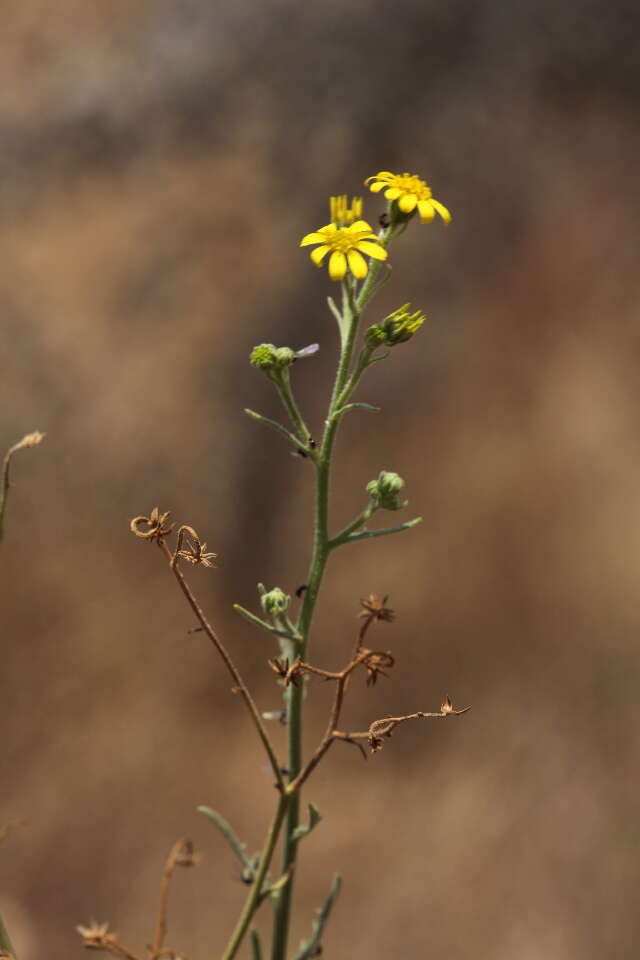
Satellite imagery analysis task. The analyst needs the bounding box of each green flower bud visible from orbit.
[366,470,407,511]
[250,344,296,371]
[365,303,426,348]
[260,586,291,617]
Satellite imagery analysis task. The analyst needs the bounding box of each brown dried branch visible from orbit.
[149,839,199,960]
[334,696,471,753]
[285,647,394,794]
[0,430,45,542]
[130,509,284,793]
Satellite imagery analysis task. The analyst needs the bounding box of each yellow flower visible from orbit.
[365,171,452,224]
[300,219,387,281]
[330,195,363,226]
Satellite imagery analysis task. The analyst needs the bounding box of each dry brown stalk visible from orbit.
[130,509,284,793]
[149,839,198,960]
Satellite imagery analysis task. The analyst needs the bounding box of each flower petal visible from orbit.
[417,200,435,222]
[328,251,347,281]
[384,188,401,200]
[368,181,387,193]
[430,198,452,223]
[347,249,368,279]
[310,244,330,265]
[300,231,329,247]
[356,241,388,261]
[348,220,375,235]
[398,194,417,213]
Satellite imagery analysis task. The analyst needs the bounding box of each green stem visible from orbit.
[274,369,311,447]
[270,278,361,960]
[341,515,423,544]
[328,503,374,547]
[222,796,289,960]
[0,911,15,956]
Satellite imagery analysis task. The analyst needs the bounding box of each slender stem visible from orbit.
[0,912,14,956]
[150,839,187,960]
[274,369,312,447]
[270,278,362,960]
[328,503,374,547]
[160,542,284,793]
[341,516,423,544]
[244,409,309,454]
[222,796,289,960]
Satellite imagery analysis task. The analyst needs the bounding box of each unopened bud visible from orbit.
[366,470,407,511]
[365,303,425,348]
[260,586,291,617]
[250,344,296,372]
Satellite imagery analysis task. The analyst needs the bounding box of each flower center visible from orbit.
[325,227,362,253]
[397,173,432,200]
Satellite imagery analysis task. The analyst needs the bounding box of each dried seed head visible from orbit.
[174,525,218,568]
[130,507,174,542]
[76,920,118,950]
[359,594,395,623]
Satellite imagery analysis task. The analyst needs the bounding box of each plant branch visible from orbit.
[0,431,44,542]
[274,369,312,449]
[149,839,194,960]
[222,795,290,960]
[292,875,342,960]
[158,540,284,793]
[340,515,423,544]
[244,409,311,456]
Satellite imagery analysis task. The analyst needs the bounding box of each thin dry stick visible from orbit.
[0,430,44,541]
[149,839,189,960]
[286,650,370,793]
[157,539,285,793]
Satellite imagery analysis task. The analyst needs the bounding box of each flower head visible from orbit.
[250,343,296,371]
[76,920,118,950]
[329,195,363,226]
[365,171,451,224]
[366,303,426,348]
[300,218,387,282]
[366,471,407,511]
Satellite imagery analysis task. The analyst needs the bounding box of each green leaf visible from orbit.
[293,874,342,960]
[292,802,322,841]
[197,806,253,870]
[250,928,262,960]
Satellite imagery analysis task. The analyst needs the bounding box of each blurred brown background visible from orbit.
[2,1,640,957]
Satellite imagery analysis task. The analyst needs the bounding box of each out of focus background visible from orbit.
[2,1,640,957]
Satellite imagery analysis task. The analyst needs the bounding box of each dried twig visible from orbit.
[334,696,471,753]
[0,431,44,542]
[130,510,284,793]
[149,839,198,960]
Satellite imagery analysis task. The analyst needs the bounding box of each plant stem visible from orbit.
[222,796,289,960]
[270,279,361,960]
[0,912,14,956]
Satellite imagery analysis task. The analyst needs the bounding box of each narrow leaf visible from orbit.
[250,928,262,960]
[293,874,342,960]
[292,803,322,841]
[197,806,253,869]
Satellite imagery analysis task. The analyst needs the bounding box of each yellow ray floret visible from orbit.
[300,220,387,281]
[365,171,452,224]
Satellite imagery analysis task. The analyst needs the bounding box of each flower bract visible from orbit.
[365,171,451,224]
[300,220,387,282]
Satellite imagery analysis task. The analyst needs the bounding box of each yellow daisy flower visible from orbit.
[365,171,452,224]
[300,219,387,282]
